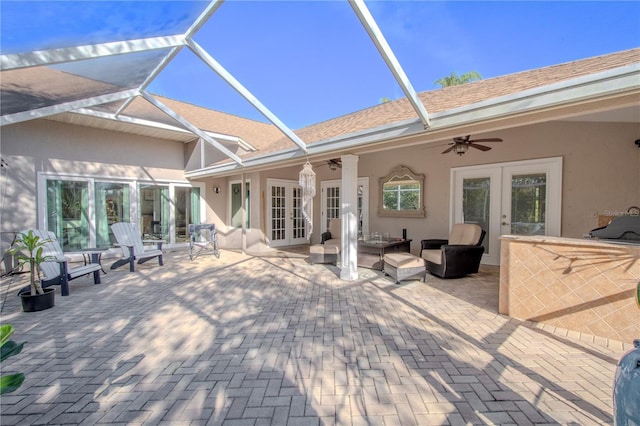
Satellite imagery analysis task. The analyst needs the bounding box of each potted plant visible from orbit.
[0,324,25,395]
[9,230,56,312]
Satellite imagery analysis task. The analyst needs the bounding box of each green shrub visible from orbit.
[0,324,25,395]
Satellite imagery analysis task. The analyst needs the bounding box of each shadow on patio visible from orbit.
[0,248,626,425]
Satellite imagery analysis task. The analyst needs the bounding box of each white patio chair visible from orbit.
[110,222,164,272]
[17,229,102,296]
[188,224,220,261]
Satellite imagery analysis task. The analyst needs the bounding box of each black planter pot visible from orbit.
[20,288,55,312]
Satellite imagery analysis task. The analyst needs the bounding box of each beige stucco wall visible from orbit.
[1,117,638,258]
[345,120,639,254]
[0,119,187,249]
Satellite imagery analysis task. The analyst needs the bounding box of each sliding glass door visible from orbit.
[46,180,90,251]
[39,174,203,249]
[95,182,130,247]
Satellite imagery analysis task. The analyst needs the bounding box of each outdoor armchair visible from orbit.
[420,223,486,279]
[188,224,220,260]
[16,229,102,296]
[110,222,164,272]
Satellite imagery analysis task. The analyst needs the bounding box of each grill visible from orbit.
[590,215,640,243]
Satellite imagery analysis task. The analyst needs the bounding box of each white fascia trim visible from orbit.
[65,108,257,155]
[185,64,640,178]
[72,108,193,134]
[72,108,256,150]
[203,131,257,152]
[185,118,425,178]
[430,63,640,128]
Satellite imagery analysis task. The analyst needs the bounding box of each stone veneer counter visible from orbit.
[499,235,639,343]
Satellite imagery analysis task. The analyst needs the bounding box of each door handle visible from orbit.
[501,222,510,226]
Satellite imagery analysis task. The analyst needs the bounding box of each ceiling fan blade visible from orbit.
[453,136,470,143]
[469,144,492,151]
[442,145,457,154]
[469,138,502,143]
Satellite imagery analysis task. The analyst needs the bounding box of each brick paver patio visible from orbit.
[0,248,630,425]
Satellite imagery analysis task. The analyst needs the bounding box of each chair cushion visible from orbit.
[310,244,340,255]
[449,224,482,245]
[421,249,442,265]
[384,253,425,269]
[328,219,341,240]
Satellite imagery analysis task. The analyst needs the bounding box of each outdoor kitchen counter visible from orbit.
[499,235,640,343]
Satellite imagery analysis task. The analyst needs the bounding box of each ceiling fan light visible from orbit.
[454,144,468,155]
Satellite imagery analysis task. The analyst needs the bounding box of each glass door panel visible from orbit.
[462,177,491,254]
[46,180,89,251]
[509,174,546,235]
[270,183,287,245]
[140,185,170,240]
[95,182,130,247]
[320,179,369,237]
[231,182,250,229]
[325,186,340,231]
[292,186,307,241]
[174,187,200,243]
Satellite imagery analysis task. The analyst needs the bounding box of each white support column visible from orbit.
[340,154,359,281]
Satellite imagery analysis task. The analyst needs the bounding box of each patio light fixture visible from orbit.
[454,144,468,155]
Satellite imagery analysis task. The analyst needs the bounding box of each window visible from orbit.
[39,173,202,248]
[378,165,425,217]
[382,182,420,210]
[230,181,250,228]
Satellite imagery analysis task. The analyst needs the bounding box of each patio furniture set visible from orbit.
[10,223,219,298]
[310,219,486,283]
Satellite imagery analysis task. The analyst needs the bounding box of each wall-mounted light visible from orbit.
[213,186,220,194]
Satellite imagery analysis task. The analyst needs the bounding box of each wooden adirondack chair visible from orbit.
[16,230,102,296]
[110,222,164,272]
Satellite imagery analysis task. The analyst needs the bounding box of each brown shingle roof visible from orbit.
[292,48,640,146]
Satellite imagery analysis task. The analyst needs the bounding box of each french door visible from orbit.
[267,179,309,247]
[320,178,369,237]
[451,157,562,265]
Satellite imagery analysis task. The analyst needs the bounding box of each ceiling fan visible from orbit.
[327,158,342,171]
[442,135,503,155]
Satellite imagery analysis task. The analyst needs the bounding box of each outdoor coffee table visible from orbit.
[358,238,411,270]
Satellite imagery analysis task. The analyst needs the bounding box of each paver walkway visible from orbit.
[0,248,630,425]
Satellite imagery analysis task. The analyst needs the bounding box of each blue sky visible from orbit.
[2,1,639,129]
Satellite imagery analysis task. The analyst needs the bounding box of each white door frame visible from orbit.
[451,157,562,265]
[267,179,309,247]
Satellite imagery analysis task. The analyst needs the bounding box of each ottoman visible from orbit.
[309,243,339,265]
[383,252,426,284]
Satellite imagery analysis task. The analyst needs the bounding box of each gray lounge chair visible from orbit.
[16,229,102,296]
[110,222,164,272]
